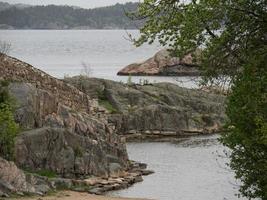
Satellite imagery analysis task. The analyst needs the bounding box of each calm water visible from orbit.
[0,30,198,87]
[110,135,246,200]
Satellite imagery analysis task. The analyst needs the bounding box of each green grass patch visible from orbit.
[36,169,57,178]
[99,99,118,114]
[96,88,118,114]
[24,169,57,178]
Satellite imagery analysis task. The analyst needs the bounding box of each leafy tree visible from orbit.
[130,0,267,199]
[0,81,18,161]
[224,55,267,199]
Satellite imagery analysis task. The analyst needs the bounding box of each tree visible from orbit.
[0,81,18,161]
[130,0,267,199]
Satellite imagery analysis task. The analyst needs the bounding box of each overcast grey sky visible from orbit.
[2,0,140,8]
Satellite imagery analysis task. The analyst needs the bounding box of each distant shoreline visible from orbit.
[0,2,142,30]
[0,28,139,31]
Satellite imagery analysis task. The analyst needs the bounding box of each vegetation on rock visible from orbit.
[0,81,18,161]
[131,0,267,199]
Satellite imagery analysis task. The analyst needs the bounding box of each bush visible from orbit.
[0,82,18,161]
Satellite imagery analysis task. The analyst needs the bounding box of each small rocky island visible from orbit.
[0,55,226,198]
[117,49,200,76]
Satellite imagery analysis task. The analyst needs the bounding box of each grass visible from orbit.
[99,99,118,114]
[24,169,57,178]
[97,89,118,114]
[36,169,57,178]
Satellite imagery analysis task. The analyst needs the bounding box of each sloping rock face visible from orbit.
[0,56,94,113]
[0,56,129,178]
[65,77,226,139]
[0,157,50,196]
[117,49,200,76]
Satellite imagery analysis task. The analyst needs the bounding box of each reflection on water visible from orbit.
[109,135,246,200]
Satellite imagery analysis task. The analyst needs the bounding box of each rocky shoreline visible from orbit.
[0,55,226,199]
[0,55,157,199]
[123,130,223,142]
[117,49,200,76]
[0,157,153,198]
[65,77,226,139]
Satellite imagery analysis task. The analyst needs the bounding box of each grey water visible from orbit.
[110,135,246,200]
[0,30,199,88]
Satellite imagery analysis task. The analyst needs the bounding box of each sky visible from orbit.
[2,0,140,8]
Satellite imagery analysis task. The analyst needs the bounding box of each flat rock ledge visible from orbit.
[48,161,154,196]
[0,160,153,198]
[124,128,222,142]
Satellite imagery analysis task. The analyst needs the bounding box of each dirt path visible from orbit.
[11,191,152,200]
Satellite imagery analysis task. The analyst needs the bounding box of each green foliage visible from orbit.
[0,81,18,161]
[221,56,267,199]
[132,0,267,199]
[130,0,266,85]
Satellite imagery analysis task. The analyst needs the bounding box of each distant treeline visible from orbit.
[0,2,141,29]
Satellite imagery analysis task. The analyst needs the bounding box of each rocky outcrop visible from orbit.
[0,56,129,179]
[117,49,200,76]
[0,157,152,197]
[65,77,226,140]
[0,157,51,197]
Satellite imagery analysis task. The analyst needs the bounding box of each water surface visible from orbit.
[0,30,198,87]
[110,135,245,200]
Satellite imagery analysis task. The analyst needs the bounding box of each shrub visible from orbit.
[0,82,18,161]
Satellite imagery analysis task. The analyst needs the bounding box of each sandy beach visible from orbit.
[11,191,152,200]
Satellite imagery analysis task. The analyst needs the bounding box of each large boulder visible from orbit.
[117,49,200,76]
